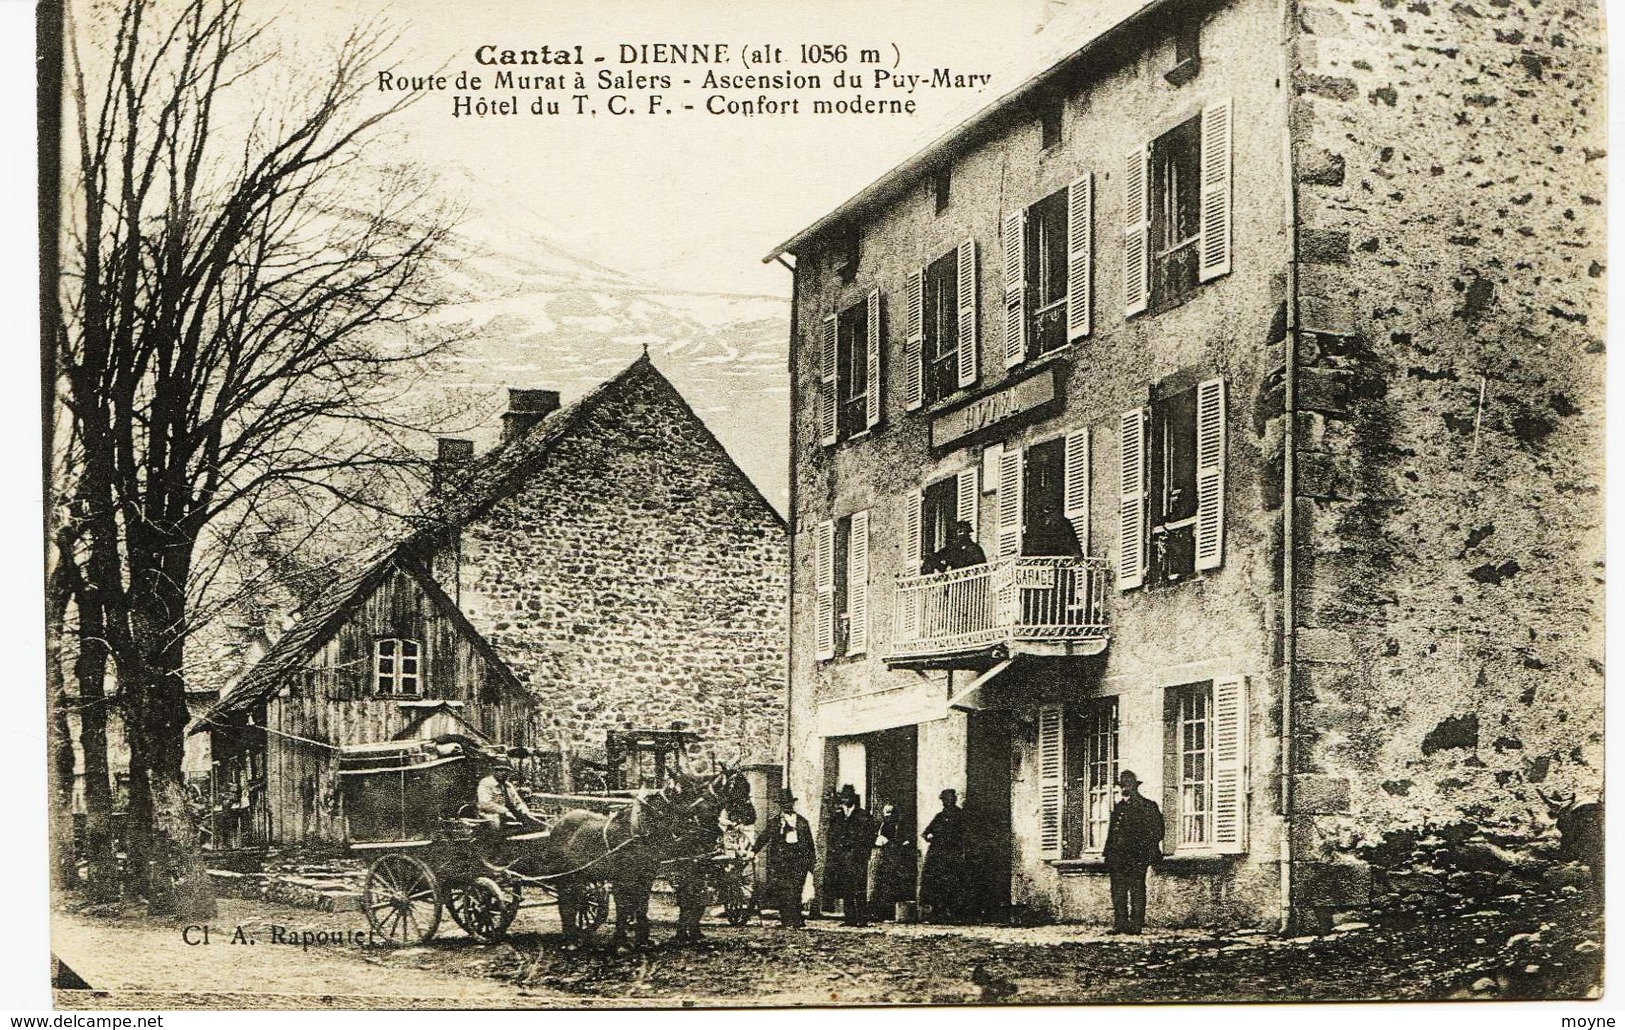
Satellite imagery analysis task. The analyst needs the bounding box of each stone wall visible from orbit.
[1287,0,1605,903]
[442,361,789,766]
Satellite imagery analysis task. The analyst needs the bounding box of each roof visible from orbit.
[194,355,783,732]
[192,550,527,731]
[763,0,1176,262]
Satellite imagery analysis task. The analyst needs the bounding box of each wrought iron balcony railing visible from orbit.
[888,556,1111,664]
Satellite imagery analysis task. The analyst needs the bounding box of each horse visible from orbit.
[548,757,755,950]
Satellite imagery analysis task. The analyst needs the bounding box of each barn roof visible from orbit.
[194,354,778,733]
[192,551,528,732]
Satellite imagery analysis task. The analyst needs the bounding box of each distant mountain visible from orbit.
[416,184,792,513]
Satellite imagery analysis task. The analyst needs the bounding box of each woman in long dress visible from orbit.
[919,789,966,922]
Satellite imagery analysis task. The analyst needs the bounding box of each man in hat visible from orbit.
[826,784,876,926]
[920,788,967,922]
[476,760,541,835]
[1102,770,1164,934]
[753,788,816,927]
[924,520,988,575]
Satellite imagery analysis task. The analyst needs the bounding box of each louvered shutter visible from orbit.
[1124,146,1150,317]
[906,490,923,570]
[847,510,870,655]
[904,269,924,410]
[1038,704,1064,858]
[1118,409,1146,591]
[814,520,835,660]
[996,447,1023,559]
[899,493,923,640]
[1066,174,1093,342]
[865,291,883,429]
[1211,675,1249,853]
[956,239,978,387]
[1001,210,1026,367]
[1194,377,1227,571]
[1199,98,1234,283]
[1063,429,1090,547]
[819,315,838,445]
[957,468,979,540]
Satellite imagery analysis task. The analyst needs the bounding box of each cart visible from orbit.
[338,738,624,945]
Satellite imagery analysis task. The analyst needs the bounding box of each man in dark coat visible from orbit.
[866,801,915,921]
[924,520,988,574]
[753,787,815,927]
[1102,770,1164,934]
[919,788,967,922]
[825,784,876,926]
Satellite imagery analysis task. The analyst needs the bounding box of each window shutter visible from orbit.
[956,238,978,387]
[1063,429,1090,547]
[1199,97,1234,283]
[847,510,870,655]
[956,468,979,541]
[1117,408,1146,590]
[899,493,922,639]
[1123,146,1150,316]
[1038,704,1064,858]
[1211,675,1249,853]
[1066,174,1093,342]
[814,520,835,660]
[904,268,924,411]
[906,490,923,570]
[864,291,883,429]
[996,447,1023,559]
[1001,210,1026,367]
[819,315,838,446]
[1194,377,1227,571]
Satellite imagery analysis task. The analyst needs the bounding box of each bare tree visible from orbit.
[57,0,454,917]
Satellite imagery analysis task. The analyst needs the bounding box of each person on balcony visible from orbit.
[925,520,987,574]
[1023,507,1082,557]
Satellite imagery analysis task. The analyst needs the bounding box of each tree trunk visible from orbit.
[124,568,216,920]
[73,578,120,901]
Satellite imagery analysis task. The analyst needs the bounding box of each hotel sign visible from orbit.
[931,367,1059,448]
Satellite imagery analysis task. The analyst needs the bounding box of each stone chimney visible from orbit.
[432,437,474,493]
[500,388,561,444]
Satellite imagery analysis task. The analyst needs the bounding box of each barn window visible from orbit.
[375,638,422,696]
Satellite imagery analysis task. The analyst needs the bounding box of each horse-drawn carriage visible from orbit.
[337,735,758,948]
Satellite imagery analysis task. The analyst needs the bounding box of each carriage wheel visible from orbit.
[363,853,442,945]
[446,877,519,943]
[722,861,757,927]
[573,880,611,932]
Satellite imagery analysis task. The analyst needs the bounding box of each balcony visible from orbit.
[887,556,1111,668]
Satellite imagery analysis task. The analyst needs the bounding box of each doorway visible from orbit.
[965,711,1013,919]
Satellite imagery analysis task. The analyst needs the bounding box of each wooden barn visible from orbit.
[192,550,533,847]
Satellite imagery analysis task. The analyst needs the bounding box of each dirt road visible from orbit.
[52,889,1603,1008]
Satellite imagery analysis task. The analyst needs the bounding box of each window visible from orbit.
[1001,176,1092,368]
[374,638,421,696]
[1059,698,1119,857]
[1162,676,1250,853]
[836,300,871,440]
[906,470,979,575]
[1149,385,1198,584]
[1165,20,1202,85]
[1168,683,1212,847]
[1027,190,1071,357]
[923,251,960,404]
[992,433,1089,560]
[814,511,870,659]
[1117,377,1225,591]
[905,242,976,410]
[1039,96,1064,150]
[819,290,882,445]
[832,232,859,284]
[1124,99,1232,317]
[1150,116,1202,310]
[933,166,952,214]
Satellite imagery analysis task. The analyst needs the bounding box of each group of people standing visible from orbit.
[751,785,971,927]
[752,770,1167,935]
